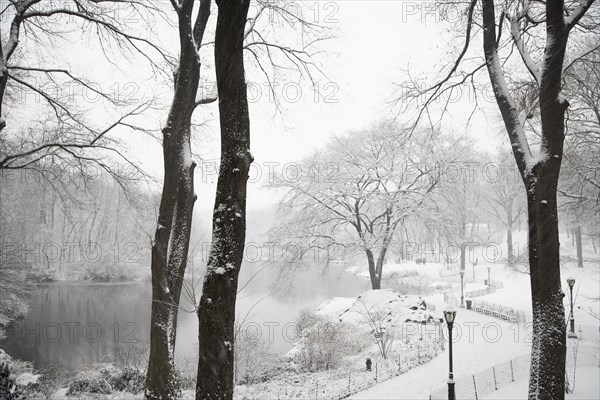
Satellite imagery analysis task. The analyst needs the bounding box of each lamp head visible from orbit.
[567,277,575,288]
[444,308,457,325]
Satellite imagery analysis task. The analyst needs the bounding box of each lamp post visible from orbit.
[444,308,457,400]
[487,266,491,286]
[459,269,465,308]
[567,277,577,338]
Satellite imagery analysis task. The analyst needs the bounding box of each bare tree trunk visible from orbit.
[480,0,578,396]
[575,226,583,268]
[146,1,211,398]
[507,228,514,266]
[196,0,251,398]
[0,67,7,131]
[365,248,380,289]
[375,244,389,286]
[525,175,565,399]
[459,214,466,272]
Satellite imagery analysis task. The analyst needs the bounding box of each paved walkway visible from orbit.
[350,307,531,399]
[352,316,599,400]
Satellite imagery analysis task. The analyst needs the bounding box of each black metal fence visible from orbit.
[429,354,530,400]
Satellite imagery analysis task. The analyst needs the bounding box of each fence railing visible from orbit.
[429,354,530,400]
[430,334,599,400]
[443,293,530,324]
[469,300,528,323]
[465,286,496,298]
[321,347,439,400]
[567,333,600,367]
[235,333,444,400]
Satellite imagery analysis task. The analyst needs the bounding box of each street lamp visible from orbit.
[567,277,577,338]
[444,308,457,400]
[459,269,465,308]
[487,266,491,286]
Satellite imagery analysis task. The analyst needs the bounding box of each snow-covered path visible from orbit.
[481,367,600,400]
[350,307,531,399]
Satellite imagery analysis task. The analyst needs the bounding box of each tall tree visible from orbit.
[145,0,214,398]
[271,123,443,290]
[433,144,490,275]
[401,0,596,397]
[484,153,526,267]
[559,42,600,265]
[195,0,252,398]
[481,1,595,397]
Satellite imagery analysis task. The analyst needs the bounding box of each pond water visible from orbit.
[0,276,364,370]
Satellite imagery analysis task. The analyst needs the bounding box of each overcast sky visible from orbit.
[185,1,508,214]
[7,1,509,215]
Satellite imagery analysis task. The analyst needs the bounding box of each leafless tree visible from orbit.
[357,299,396,359]
[193,0,252,396]
[144,0,214,397]
[193,1,331,398]
[401,0,597,397]
[0,1,170,198]
[271,122,444,290]
[484,153,526,267]
[559,42,600,262]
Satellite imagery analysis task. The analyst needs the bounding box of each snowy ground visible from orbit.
[9,230,599,399]
[350,306,531,399]
[481,367,600,400]
[345,230,599,400]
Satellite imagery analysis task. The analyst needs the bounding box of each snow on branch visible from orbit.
[565,0,596,31]
[482,0,533,173]
[0,102,151,170]
[396,0,478,129]
[507,14,541,83]
[21,2,175,69]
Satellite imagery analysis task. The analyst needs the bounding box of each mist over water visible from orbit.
[1,263,368,369]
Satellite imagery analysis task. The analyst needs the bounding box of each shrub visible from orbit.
[26,365,69,399]
[0,349,19,399]
[291,309,355,372]
[234,334,280,385]
[66,365,114,396]
[111,368,146,394]
[0,349,33,400]
[176,354,197,390]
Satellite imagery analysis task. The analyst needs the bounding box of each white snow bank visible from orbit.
[318,289,435,328]
[316,296,355,318]
[15,372,39,386]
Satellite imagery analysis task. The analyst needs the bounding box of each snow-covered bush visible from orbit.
[234,334,281,385]
[26,365,69,399]
[177,354,197,390]
[111,368,146,394]
[67,365,115,396]
[0,349,19,399]
[67,361,148,396]
[291,309,357,371]
[0,349,38,399]
[114,342,147,391]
